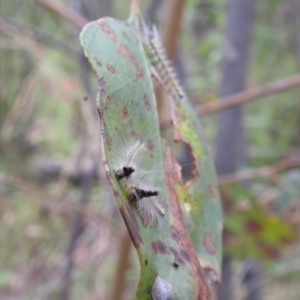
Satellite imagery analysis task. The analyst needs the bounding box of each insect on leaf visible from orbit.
[140,16,223,293]
[79,2,222,299]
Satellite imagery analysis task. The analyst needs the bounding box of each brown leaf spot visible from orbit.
[180,249,191,262]
[130,130,138,139]
[151,240,169,254]
[122,31,131,42]
[122,106,128,118]
[170,225,182,241]
[204,232,216,254]
[169,247,185,265]
[98,78,107,97]
[117,44,139,71]
[106,64,116,73]
[94,57,102,67]
[143,94,151,110]
[145,259,148,266]
[97,108,103,120]
[100,88,106,96]
[97,19,117,42]
[98,77,106,87]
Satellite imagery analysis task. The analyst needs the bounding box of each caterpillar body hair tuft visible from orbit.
[111,136,165,227]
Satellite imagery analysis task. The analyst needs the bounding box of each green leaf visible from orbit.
[79,5,222,299]
[164,58,223,291]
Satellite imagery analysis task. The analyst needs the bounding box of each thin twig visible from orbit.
[247,258,300,294]
[161,0,186,61]
[35,0,88,27]
[197,73,300,115]
[218,157,300,185]
[60,167,96,300]
[0,16,76,54]
[130,0,140,19]
[0,173,102,222]
[110,232,132,300]
[0,72,38,142]
[0,16,45,58]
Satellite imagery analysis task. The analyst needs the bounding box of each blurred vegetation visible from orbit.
[0,0,299,299]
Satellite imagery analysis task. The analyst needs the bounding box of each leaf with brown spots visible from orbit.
[79,2,221,300]
[142,19,223,292]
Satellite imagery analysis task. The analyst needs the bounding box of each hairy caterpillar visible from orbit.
[140,19,185,100]
[111,136,165,227]
[126,183,165,225]
[113,140,145,180]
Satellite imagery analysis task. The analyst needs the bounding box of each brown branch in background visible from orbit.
[110,232,132,300]
[0,72,38,143]
[156,0,186,120]
[130,0,140,18]
[0,16,75,54]
[161,0,186,61]
[60,168,95,300]
[218,157,300,185]
[35,0,88,27]
[0,173,102,222]
[0,16,45,58]
[197,73,300,115]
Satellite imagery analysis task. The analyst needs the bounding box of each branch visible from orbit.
[110,232,132,300]
[218,157,300,185]
[197,73,300,115]
[60,168,95,300]
[35,0,88,27]
[161,0,186,61]
[156,0,186,119]
[0,16,44,58]
[0,173,101,221]
[0,16,76,54]
[130,0,140,19]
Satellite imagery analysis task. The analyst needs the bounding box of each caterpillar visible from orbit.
[113,140,146,180]
[140,18,185,101]
[111,136,165,227]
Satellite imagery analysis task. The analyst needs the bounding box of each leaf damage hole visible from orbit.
[164,136,196,184]
[178,142,196,183]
